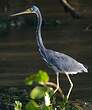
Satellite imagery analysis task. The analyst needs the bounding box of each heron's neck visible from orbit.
[36,10,45,50]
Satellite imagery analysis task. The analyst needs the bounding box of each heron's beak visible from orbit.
[10,9,32,17]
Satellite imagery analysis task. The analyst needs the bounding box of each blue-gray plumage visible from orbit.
[11,5,88,100]
[44,49,87,74]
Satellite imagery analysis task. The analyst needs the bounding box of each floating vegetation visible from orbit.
[0,70,91,110]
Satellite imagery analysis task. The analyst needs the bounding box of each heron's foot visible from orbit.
[46,82,64,99]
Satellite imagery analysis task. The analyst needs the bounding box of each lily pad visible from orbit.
[30,86,47,99]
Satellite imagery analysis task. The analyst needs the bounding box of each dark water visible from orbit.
[0,0,92,102]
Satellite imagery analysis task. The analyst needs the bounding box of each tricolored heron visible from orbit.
[11,6,88,100]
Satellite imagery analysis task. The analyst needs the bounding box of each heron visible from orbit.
[11,6,88,100]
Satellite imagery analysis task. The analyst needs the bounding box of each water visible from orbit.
[0,0,91,103]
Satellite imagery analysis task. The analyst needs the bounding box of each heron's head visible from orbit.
[11,5,39,17]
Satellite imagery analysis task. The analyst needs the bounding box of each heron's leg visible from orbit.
[66,73,73,100]
[54,72,59,93]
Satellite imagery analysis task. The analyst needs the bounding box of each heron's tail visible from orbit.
[83,64,88,72]
[79,63,88,73]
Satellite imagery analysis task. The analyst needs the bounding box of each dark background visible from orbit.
[0,0,91,100]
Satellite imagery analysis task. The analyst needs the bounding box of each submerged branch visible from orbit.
[59,0,80,18]
[46,81,64,99]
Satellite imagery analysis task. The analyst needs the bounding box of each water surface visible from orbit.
[0,0,91,102]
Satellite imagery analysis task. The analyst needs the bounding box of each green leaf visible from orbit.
[30,86,46,99]
[35,70,49,84]
[25,100,40,110]
[60,96,68,109]
[25,74,36,86]
[42,105,52,110]
[14,101,22,110]
[25,70,49,86]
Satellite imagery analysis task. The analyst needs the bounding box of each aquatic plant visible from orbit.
[0,70,89,110]
[24,70,82,110]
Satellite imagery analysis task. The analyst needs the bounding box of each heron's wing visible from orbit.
[45,49,86,73]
